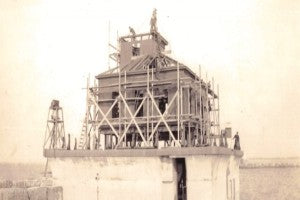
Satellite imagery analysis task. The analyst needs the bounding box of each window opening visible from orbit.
[159,89,168,114]
[135,90,143,117]
[132,43,140,57]
[112,92,119,118]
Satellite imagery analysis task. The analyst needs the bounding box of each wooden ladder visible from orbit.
[78,114,87,149]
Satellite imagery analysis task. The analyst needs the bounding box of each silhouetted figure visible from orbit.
[219,131,225,147]
[150,8,157,32]
[74,138,77,150]
[203,132,208,146]
[233,132,241,150]
[94,135,99,150]
[87,133,91,150]
[62,136,66,149]
[192,135,197,147]
[67,134,71,150]
[153,131,158,148]
[129,26,136,38]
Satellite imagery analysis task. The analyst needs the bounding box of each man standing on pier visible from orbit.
[233,132,241,150]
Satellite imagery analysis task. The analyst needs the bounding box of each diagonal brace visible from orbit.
[147,89,181,147]
[88,91,120,139]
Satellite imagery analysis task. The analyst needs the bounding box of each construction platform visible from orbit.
[44,146,243,157]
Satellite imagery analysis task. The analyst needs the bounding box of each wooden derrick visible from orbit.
[43,100,66,150]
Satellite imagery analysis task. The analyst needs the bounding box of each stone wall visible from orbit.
[0,179,63,200]
[185,155,240,200]
[48,154,241,200]
[49,157,177,200]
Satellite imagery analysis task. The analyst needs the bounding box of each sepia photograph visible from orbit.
[0,0,299,199]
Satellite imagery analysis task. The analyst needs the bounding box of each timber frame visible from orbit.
[79,45,223,150]
[43,100,66,149]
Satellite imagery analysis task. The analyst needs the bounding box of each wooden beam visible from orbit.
[88,91,120,139]
[147,91,178,141]
[115,95,148,148]
[147,89,181,147]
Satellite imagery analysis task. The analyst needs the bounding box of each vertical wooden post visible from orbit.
[177,62,180,143]
[108,21,111,70]
[212,77,217,146]
[118,63,121,148]
[180,85,183,144]
[151,68,154,144]
[195,123,198,146]
[93,79,97,137]
[182,122,185,146]
[188,86,191,146]
[195,74,198,146]
[217,84,220,135]
[85,76,90,149]
[147,65,150,143]
[212,77,215,136]
[188,121,191,147]
[195,89,197,116]
[124,71,127,146]
[188,86,190,115]
[97,76,101,149]
[199,65,202,145]
[206,73,211,145]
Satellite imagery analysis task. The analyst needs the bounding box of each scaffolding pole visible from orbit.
[199,65,202,145]
[177,62,180,143]
[147,65,150,141]
[217,84,220,135]
[212,77,216,136]
[151,68,154,146]
[124,71,127,146]
[118,62,121,148]
[206,73,211,145]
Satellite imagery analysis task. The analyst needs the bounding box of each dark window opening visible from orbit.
[176,158,187,200]
[135,90,143,117]
[132,45,140,57]
[208,99,212,111]
[158,131,169,141]
[149,59,156,69]
[159,89,168,114]
[112,92,119,118]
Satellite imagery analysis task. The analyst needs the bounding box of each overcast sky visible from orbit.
[0,0,299,163]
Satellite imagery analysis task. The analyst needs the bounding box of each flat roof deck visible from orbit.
[44,146,243,158]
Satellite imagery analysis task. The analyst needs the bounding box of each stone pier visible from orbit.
[45,147,243,200]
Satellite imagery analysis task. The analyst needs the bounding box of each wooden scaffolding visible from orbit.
[78,31,222,149]
[55,10,229,150]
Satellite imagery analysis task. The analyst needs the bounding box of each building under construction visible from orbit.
[43,10,243,200]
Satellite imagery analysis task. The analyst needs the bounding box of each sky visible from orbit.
[0,0,299,163]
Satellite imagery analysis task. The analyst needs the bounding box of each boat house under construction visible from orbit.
[43,10,243,200]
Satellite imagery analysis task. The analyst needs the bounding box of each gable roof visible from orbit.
[98,52,184,76]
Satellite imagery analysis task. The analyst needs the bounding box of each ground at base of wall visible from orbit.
[0,179,63,200]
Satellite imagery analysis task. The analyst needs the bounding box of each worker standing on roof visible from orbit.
[129,26,136,40]
[233,132,241,150]
[150,8,157,32]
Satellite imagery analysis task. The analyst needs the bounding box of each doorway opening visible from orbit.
[176,158,187,200]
